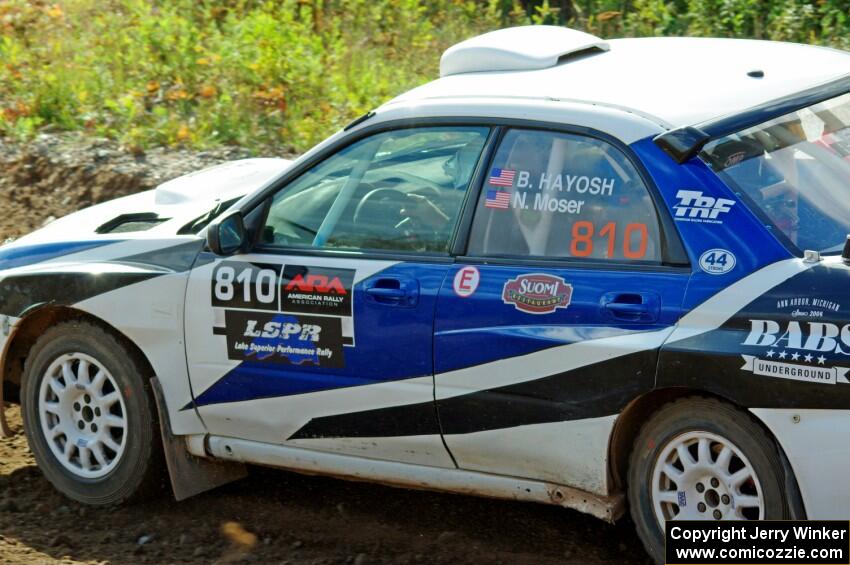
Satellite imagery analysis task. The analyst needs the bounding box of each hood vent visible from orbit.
[439,25,609,77]
[96,213,168,234]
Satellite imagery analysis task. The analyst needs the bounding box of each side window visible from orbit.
[260,127,489,254]
[467,129,663,263]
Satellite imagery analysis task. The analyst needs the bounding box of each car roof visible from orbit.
[384,30,850,134]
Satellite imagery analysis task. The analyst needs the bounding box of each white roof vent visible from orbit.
[439,25,609,77]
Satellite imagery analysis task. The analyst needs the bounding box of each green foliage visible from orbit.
[0,1,848,152]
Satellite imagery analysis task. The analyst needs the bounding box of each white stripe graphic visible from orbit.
[195,257,818,417]
[435,327,674,400]
[0,238,198,279]
[436,257,819,401]
[668,257,820,344]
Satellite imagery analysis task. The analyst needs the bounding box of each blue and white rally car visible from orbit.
[3,25,850,561]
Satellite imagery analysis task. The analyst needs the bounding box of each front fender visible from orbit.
[0,238,207,436]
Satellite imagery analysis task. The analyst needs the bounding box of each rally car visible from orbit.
[2,25,850,562]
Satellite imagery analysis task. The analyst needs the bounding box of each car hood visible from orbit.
[0,158,292,276]
[3,158,291,249]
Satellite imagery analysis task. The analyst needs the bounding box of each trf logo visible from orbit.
[673,190,735,222]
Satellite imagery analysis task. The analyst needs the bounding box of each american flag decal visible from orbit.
[488,168,516,187]
[485,190,511,209]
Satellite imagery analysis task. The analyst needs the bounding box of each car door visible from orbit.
[434,128,689,493]
[185,125,491,467]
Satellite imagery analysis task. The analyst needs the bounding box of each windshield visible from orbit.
[701,92,850,254]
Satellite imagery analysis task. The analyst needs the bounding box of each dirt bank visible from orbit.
[0,133,257,241]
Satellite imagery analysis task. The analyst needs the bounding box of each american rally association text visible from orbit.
[669,525,848,545]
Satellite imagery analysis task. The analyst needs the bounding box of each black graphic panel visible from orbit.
[211,261,281,311]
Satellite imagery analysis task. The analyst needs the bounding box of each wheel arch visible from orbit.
[1,305,156,406]
[607,386,806,519]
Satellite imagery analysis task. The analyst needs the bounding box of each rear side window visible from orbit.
[467,129,662,263]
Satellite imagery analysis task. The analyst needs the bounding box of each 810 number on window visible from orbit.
[569,221,649,260]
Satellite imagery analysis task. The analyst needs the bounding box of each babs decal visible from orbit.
[776,297,841,319]
[502,273,572,314]
[281,265,354,316]
[740,318,850,385]
[223,310,345,368]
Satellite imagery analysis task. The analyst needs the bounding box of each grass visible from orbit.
[1,1,848,153]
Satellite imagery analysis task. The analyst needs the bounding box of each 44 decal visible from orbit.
[699,249,736,275]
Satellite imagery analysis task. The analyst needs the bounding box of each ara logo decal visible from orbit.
[698,249,736,275]
[741,319,850,385]
[673,190,735,224]
[285,274,348,294]
[281,265,354,316]
[502,273,572,314]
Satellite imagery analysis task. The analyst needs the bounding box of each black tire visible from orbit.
[628,397,792,564]
[21,320,164,505]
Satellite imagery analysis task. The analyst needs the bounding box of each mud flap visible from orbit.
[151,377,247,501]
[0,377,11,438]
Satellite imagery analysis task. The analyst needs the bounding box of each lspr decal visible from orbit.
[502,273,572,314]
[223,310,345,368]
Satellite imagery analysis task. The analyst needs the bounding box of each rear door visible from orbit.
[434,128,689,493]
[185,125,490,467]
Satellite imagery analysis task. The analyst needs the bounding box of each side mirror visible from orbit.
[207,211,246,255]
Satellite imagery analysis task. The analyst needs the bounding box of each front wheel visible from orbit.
[21,321,163,505]
[628,398,792,564]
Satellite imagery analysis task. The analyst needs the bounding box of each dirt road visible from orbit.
[0,406,649,564]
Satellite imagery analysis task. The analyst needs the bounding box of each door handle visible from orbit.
[364,277,419,307]
[600,292,659,322]
[604,302,649,315]
[366,287,406,299]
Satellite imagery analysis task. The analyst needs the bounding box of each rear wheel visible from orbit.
[628,398,791,564]
[21,321,163,505]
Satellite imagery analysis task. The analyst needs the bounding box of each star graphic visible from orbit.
[791,352,800,361]
[778,350,787,359]
[804,354,814,363]
[766,349,775,358]
[818,355,827,365]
